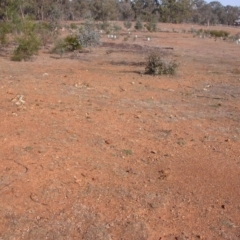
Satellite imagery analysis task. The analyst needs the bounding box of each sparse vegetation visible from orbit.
[146,18,157,32]
[96,21,111,32]
[112,24,122,33]
[78,21,101,48]
[70,23,78,29]
[0,22,12,46]
[193,29,230,39]
[123,149,132,156]
[124,20,132,30]
[51,35,81,57]
[11,33,41,61]
[135,19,143,30]
[145,53,178,75]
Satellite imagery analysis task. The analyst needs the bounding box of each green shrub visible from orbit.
[0,22,12,45]
[113,24,121,33]
[70,23,78,29]
[51,38,66,56]
[78,22,100,48]
[35,21,55,47]
[11,33,40,61]
[145,53,178,75]
[146,19,157,32]
[208,30,229,38]
[135,19,143,30]
[124,21,132,29]
[51,35,82,56]
[64,35,82,51]
[96,21,110,32]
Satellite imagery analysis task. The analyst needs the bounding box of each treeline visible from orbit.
[0,0,240,26]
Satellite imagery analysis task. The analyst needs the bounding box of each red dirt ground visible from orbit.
[0,23,240,239]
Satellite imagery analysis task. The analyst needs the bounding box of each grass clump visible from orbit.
[145,53,178,75]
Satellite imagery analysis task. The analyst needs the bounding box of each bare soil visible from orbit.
[0,23,240,239]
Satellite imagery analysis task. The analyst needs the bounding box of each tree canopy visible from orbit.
[0,0,239,25]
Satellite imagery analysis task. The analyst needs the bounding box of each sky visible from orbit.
[206,0,240,7]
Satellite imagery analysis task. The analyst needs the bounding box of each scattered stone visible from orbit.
[12,95,25,105]
[105,140,112,145]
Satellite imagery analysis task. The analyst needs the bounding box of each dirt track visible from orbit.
[0,23,240,239]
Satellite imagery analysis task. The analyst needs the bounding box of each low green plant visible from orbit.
[146,19,157,32]
[51,38,66,57]
[145,53,178,75]
[11,33,41,61]
[135,19,143,30]
[96,21,110,32]
[208,30,229,38]
[70,23,78,29]
[113,24,121,33]
[78,21,100,48]
[51,35,82,56]
[124,20,132,29]
[0,22,12,45]
[123,149,132,156]
[64,35,82,51]
[35,21,55,47]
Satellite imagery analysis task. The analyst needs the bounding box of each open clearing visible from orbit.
[0,23,240,239]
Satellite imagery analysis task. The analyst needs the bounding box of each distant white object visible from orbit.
[110,35,113,38]
[43,73,49,77]
[135,35,138,38]
[236,39,239,44]
[128,31,131,35]
[147,37,150,41]
[100,30,103,33]
[107,35,110,38]
[113,35,117,39]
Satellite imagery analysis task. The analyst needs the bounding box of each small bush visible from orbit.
[64,35,82,51]
[70,23,78,29]
[0,22,12,45]
[135,19,143,30]
[78,22,100,48]
[51,38,66,56]
[124,21,132,29]
[146,19,157,32]
[145,53,178,75]
[208,30,229,38]
[35,21,54,47]
[96,21,110,32]
[113,24,121,33]
[51,35,82,56]
[11,33,40,61]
